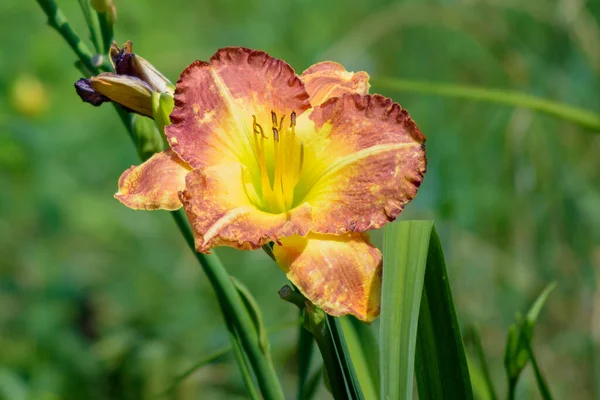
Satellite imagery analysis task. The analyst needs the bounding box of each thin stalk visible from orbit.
[36,0,99,74]
[158,346,230,397]
[470,325,498,400]
[98,11,113,53]
[166,189,286,400]
[372,77,600,132]
[77,0,102,53]
[224,314,261,400]
[36,2,285,398]
[296,315,314,400]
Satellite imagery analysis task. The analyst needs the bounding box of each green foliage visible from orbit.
[380,220,432,399]
[414,225,473,400]
[504,283,556,400]
[381,221,473,400]
[3,0,599,398]
[339,317,380,400]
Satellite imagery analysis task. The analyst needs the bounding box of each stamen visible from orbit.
[297,142,304,184]
[252,114,272,204]
[271,111,277,127]
[248,112,305,213]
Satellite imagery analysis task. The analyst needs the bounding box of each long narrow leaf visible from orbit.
[325,315,365,400]
[381,220,432,399]
[340,317,380,400]
[415,225,473,399]
[469,325,497,400]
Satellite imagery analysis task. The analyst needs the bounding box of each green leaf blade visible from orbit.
[415,225,474,400]
[380,220,433,399]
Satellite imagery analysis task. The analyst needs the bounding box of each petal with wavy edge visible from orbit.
[295,93,426,234]
[300,61,370,106]
[115,149,192,210]
[180,164,312,252]
[166,47,311,170]
[274,232,382,323]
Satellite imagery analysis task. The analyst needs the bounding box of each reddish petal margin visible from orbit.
[299,93,426,234]
[273,232,382,323]
[115,149,192,210]
[300,61,370,106]
[166,47,311,169]
[180,164,313,252]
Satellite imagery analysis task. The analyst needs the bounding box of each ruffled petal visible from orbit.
[273,232,382,323]
[180,164,313,252]
[166,47,311,170]
[297,93,426,234]
[300,61,370,106]
[115,149,192,210]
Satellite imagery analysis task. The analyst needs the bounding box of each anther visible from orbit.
[271,111,277,127]
[279,115,285,130]
[253,115,265,137]
[272,127,279,142]
[290,111,296,127]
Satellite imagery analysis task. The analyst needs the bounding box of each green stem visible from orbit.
[35,2,284,398]
[296,314,314,400]
[98,11,113,53]
[372,77,600,132]
[36,0,99,74]
[77,0,102,53]
[224,314,261,400]
[171,211,284,400]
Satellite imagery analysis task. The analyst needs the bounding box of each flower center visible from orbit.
[248,110,304,213]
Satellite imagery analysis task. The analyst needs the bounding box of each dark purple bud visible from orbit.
[74,78,110,106]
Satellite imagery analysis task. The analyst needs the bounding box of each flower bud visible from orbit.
[110,41,173,94]
[75,40,172,118]
[151,91,175,135]
[91,0,117,23]
[84,73,154,117]
[131,114,165,161]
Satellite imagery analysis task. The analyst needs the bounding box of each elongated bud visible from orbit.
[75,40,172,118]
[109,41,173,94]
[131,115,165,161]
[151,91,175,136]
[91,0,117,24]
[81,73,154,117]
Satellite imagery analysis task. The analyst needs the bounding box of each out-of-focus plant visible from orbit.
[34,0,588,399]
[504,283,556,400]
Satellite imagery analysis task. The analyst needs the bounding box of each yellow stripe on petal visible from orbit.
[181,163,313,252]
[296,93,426,234]
[166,47,311,172]
[274,232,382,323]
[115,149,192,210]
[300,61,370,106]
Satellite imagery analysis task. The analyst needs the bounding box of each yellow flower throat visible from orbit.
[249,110,304,213]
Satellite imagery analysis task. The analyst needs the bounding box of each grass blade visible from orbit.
[381,220,432,399]
[340,317,380,400]
[415,225,473,400]
[504,283,556,400]
[302,367,323,400]
[372,77,600,132]
[468,325,497,400]
[325,315,365,400]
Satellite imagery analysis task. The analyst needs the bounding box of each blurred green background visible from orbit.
[1,0,600,398]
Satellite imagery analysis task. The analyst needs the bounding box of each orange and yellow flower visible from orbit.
[115,47,426,322]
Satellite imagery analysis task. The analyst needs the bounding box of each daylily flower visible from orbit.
[115,47,426,322]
